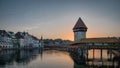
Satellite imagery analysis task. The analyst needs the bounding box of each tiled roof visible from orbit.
[73,17,87,29]
[15,32,24,39]
[31,35,39,40]
[0,30,6,36]
[0,30,11,38]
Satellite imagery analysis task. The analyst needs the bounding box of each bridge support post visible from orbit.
[100,49,103,60]
[110,49,112,60]
[93,49,95,60]
[92,43,95,60]
[87,48,88,60]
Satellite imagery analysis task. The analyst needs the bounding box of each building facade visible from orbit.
[0,30,13,49]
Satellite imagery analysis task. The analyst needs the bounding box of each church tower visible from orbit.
[73,17,88,41]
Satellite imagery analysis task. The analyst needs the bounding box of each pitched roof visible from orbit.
[15,32,24,39]
[74,37,119,44]
[0,30,12,38]
[73,17,87,29]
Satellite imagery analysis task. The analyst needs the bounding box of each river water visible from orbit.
[0,49,119,68]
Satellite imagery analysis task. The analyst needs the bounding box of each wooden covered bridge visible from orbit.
[69,37,120,49]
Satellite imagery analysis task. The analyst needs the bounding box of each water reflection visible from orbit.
[0,49,43,68]
[0,49,120,68]
[69,49,120,68]
[0,49,73,68]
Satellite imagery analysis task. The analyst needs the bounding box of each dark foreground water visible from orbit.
[0,49,119,68]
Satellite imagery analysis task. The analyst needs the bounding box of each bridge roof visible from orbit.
[73,37,119,44]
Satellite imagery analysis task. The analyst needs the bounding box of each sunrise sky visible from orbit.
[0,0,120,41]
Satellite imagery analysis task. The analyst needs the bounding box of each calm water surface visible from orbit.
[0,49,74,68]
[0,49,119,68]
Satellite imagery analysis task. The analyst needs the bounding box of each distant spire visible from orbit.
[73,17,87,30]
[41,35,43,40]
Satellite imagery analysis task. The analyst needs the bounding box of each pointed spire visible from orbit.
[41,35,43,40]
[73,17,87,30]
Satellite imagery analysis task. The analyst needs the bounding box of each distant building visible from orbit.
[15,32,25,48]
[0,30,43,49]
[73,17,87,41]
[15,32,41,48]
[0,30,13,49]
[43,38,72,46]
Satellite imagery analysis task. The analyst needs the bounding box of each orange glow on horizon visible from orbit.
[34,31,74,41]
[35,32,103,41]
[34,28,119,41]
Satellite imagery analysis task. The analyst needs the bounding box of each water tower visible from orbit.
[73,17,88,41]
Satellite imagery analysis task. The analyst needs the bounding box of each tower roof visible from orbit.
[73,17,87,29]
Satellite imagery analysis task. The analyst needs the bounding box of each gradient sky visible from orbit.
[0,0,120,40]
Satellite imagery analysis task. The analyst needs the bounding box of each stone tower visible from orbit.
[73,17,87,41]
